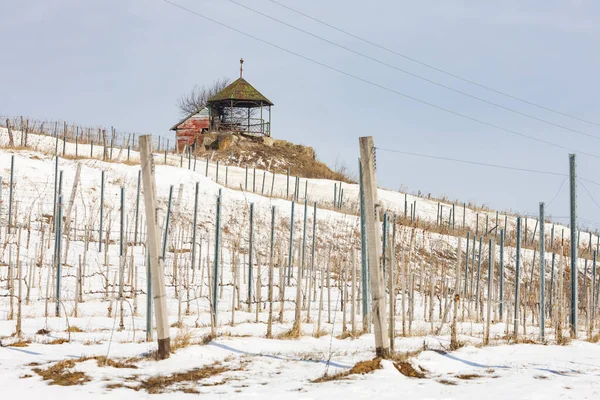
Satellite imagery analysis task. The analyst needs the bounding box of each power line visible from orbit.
[552,215,600,229]
[376,147,566,176]
[160,0,600,160]
[264,0,600,128]
[376,147,600,188]
[578,179,600,212]
[229,0,600,142]
[546,178,568,208]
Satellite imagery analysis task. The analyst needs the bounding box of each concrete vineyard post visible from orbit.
[514,217,522,340]
[539,202,546,341]
[139,135,171,359]
[359,159,370,332]
[499,229,505,320]
[248,203,254,310]
[569,154,578,338]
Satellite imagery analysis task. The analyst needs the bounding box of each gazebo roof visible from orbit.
[207,77,273,107]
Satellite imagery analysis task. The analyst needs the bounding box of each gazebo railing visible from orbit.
[217,117,270,136]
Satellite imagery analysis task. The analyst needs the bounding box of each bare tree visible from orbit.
[176,77,231,116]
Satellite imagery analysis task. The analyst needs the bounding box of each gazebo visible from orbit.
[207,59,273,137]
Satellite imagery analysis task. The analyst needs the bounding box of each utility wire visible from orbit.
[552,215,600,231]
[264,0,600,128]
[546,178,567,208]
[578,179,600,212]
[161,0,600,160]
[376,147,600,188]
[376,147,566,177]
[229,0,600,141]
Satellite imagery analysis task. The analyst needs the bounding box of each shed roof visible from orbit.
[170,107,209,131]
[207,78,273,107]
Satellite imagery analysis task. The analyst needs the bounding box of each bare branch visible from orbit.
[176,77,231,116]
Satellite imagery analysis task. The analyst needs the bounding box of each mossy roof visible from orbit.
[207,78,273,107]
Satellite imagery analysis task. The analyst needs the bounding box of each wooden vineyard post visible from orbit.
[6,119,14,147]
[139,135,171,360]
[359,136,389,358]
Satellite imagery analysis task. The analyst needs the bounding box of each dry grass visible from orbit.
[36,328,50,335]
[311,358,382,383]
[66,326,83,333]
[588,333,600,343]
[437,379,458,385]
[10,340,31,347]
[208,139,354,183]
[394,361,426,378]
[47,338,69,345]
[83,339,103,346]
[32,359,91,386]
[201,333,215,345]
[335,331,362,340]
[170,328,194,352]
[94,356,139,369]
[32,355,140,386]
[60,154,86,161]
[557,335,572,346]
[450,340,466,351]
[136,362,232,394]
[276,325,302,339]
[313,329,329,338]
[104,361,245,394]
[390,349,423,363]
[455,373,481,380]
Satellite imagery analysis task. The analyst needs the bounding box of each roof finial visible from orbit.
[240,58,244,78]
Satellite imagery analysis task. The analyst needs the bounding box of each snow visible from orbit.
[0,128,599,398]
[3,337,600,398]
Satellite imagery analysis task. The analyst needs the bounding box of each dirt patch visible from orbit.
[311,358,382,383]
[394,361,426,378]
[47,338,69,345]
[33,359,91,386]
[9,340,31,347]
[32,355,141,386]
[36,328,50,335]
[455,374,481,380]
[134,361,243,394]
[349,358,382,375]
[437,379,457,385]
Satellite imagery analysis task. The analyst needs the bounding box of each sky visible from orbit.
[1,0,599,231]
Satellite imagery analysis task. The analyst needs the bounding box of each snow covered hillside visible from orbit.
[0,128,599,398]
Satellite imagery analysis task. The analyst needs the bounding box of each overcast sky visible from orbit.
[1,0,599,230]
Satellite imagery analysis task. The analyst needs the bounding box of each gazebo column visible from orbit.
[260,102,263,135]
[268,106,271,136]
[247,107,250,132]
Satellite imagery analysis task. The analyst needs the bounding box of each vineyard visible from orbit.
[1,124,599,398]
